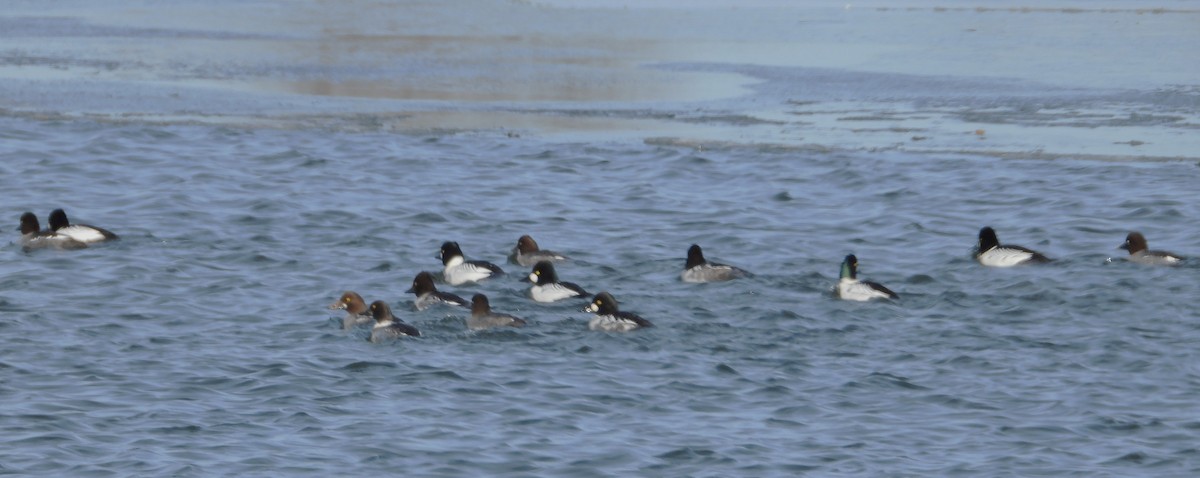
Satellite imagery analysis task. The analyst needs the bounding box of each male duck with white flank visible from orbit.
[836,254,898,302]
[527,260,589,303]
[48,208,118,243]
[584,292,652,332]
[439,241,504,286]
[974,227,1051,267]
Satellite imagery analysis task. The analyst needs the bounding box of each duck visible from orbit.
[406,271,469,311]
[584,292,652,332]
[681,244,747,282]
[439,241,504,286]
[836,254,898,301]
[1119,231,1185,265]
[329,291,372,329]
[17,212,87,252]
[468,294,526,331]
[367,300,421,342]
[48,208,118,243]
[974,227,1051,267]
[510,235,568,267]
[527,260,588,302]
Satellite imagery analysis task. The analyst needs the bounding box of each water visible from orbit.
[3,1,1200,476]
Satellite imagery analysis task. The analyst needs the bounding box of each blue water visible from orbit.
[4,1,1200,476]
[3,116,1199,476]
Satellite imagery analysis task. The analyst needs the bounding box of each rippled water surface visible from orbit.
[3,1,1200,476]
[4,117,1200,476]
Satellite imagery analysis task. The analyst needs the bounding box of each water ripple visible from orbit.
[2,115,1200,476]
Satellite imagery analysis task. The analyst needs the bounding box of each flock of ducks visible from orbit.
[331,236,665,343]
[328,227,1186,343]
[14,211,1186,343]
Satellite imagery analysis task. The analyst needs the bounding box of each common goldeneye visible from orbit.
[439,241,504,286]
[975,227,1051,267]
[836,254,898,301]
[1119,231,1185,266]
[584,292,652,332]
[367,300,421,342]
[681,244,747,282]
[48,208,118,243]
[406,271,469,311]
[527,260,588,303]
[329,291,372,329]
[468,294,526,331]
[510,235,567,267]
